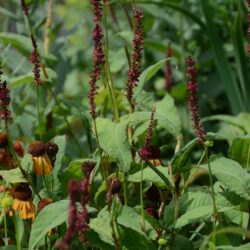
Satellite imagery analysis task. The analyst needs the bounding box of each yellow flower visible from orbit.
[10,183,35,220]
[28,141,52,176]
[12,199,35,220]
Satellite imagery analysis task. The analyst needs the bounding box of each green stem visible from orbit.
[123,178,128,206]
[5,126,42,200]
[12,211,21,250]
[205,147,218,226]
[42,176,54,199]
[140,161,146,231]
[36,86,43,140]
[246,145,250,171]
[103,9,120,123]
[146,160,174,193]
[93,119,108,184]
[3,212,8,245]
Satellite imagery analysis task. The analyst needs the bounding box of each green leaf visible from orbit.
[216,243,250,250]
[52,135,67,193]
[29,200,70,250]
[165,190,234,228]
[128,166,173,189]
[89,209,114,246]
[175,205,212,229]
[201,1,245,114]
[59,159,83,195]
[229,135,250,168]
[95,118,132,173]
[86,230,115,250]
[201,157,250,200]
[232,4,250,110]
[0,7,19,21]
[9,74,33,88]
[136,1,205,29]
[133,59,168,99]
[118,206,157,240]
[171,138,198,173]
[0,168,26,184]
[155,94,181,136]
[202,113,250,134]
[172,235,194,250]
[122,107,180,138]
[0,33,31,55]
[21,154,33,174]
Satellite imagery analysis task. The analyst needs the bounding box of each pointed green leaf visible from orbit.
[201,157,250,200]
[229,135,250,168]
[96,118,132,173]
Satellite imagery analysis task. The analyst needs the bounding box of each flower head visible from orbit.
[56,181,81,249]
[28,141,52,176]
[11,183,35,220]
[0,132,15,169]
[45,141,58,165]
[186,56,206,144]
[125,7,144,110]
[88,0,105,119]
[139,144,161,161]
[30,35,42,86]
[138,106,160,161]
[14,140,24,157]
[0,80,12,124]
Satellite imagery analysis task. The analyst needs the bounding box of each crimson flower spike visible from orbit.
[125,6,144,111]
[20,0,42,86]
[56,181,80,250]
[88,0,105,119]
[186,56,206,145]
[139,106,160,161]
[165,43,173,92]
[247,0,250,57]
[0,66,12,126]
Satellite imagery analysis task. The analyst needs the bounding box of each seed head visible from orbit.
[186,56,206,144]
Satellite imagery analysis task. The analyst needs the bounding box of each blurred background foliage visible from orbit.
[0,0,249,160]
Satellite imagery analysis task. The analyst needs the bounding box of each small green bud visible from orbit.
[1,195,13,208]
[204,140,213,147]
[158,238,167,246]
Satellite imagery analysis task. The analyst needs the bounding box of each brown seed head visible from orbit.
[45,142,58,157]
[12,183,32,201]
[28,141,45,157]
[0,133,8,148]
